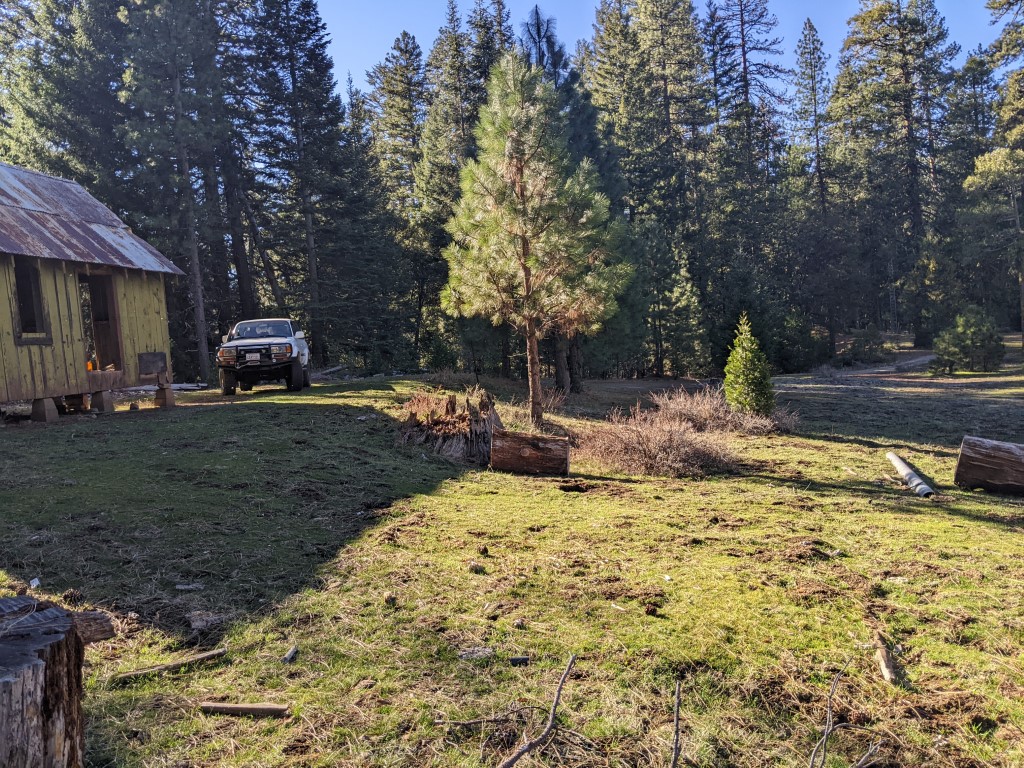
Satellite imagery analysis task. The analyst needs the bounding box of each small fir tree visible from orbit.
[724,313,774,416]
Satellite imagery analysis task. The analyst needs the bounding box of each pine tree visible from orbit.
[723,313,774,415]
[792,19,831,216]
[443,54,629,426]
[369,31,430,355]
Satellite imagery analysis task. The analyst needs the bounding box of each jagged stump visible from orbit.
[0,597,114,768]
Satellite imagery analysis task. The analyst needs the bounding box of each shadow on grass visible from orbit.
[0,384,462,649]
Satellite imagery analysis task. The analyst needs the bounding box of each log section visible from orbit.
[490,429,569,476]
[954,436,1024,496]
[0,598,88,768]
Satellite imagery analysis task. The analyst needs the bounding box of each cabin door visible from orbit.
[78,274,123,372]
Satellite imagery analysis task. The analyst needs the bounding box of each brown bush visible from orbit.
[649,387,797,435]
[582,405,736,478]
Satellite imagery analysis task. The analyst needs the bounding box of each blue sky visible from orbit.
[322,0,999,92]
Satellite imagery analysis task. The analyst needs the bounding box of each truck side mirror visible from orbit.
[222,335,229,344]
[294,331,305,340]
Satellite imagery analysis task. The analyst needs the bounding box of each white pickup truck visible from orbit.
[215,318,311,395]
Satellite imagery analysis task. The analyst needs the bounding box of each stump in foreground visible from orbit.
[0,597,115,768]
[490,428,570,476]
[954,435,1024,496]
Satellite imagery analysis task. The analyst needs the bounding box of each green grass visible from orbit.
[1,364,1022,767]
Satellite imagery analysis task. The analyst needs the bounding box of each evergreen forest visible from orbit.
[2,0,1022,386]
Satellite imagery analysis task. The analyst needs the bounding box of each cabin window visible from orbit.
[13,255,50,344]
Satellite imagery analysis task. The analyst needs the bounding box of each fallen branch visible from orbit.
[434,705,545,728]
[198,702,289,718]
[670,679,682,768]
[281,645,298,664]
[809,665,886,768]
[110,647,227,685]
[873,632,898,685]
[496,654,577,768]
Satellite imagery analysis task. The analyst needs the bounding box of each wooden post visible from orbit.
[0,598,114,768]
[490,428,570,476]
[90,391,115,414]
[154,371,175,409]
[954,436,1024,495]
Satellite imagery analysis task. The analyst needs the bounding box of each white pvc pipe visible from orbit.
[886,452,934,498]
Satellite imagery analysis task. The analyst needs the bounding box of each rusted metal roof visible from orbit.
[0,162,184,275]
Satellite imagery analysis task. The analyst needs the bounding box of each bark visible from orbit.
[568,336,584,394]
[224,158,256,318]
[525,320,543,427]
[0,598,86,768]
[490,428,569,476]
[172,65,211,380]
[954,436,1024,496]
[553,334,571,393]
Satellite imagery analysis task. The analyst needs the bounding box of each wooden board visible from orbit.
[954,435,1024,496]
[490,428,570,476]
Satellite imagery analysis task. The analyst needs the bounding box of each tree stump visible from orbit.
[954,436,1024,495]
[490,428,570,476]
[0,597,115,768]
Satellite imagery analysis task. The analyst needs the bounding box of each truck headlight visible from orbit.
[270,344,292,355]
[217,347,236,362]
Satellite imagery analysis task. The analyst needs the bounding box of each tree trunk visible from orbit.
[172,66,211,381]
[568,336,584,394]
[490,428,569,475]
[0,598,113,768]
[954,436,1024,496]
[224,158,256,318]
[241,197,287,312]
[500,325,512,378]
[525,321,543,427]
[553,334,571,393]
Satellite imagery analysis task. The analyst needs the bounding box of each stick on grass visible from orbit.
[496,654,576,768]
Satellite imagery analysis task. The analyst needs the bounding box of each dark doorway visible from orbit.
[79,274,123,371]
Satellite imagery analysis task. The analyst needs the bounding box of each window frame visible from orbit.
[11,255,52,347]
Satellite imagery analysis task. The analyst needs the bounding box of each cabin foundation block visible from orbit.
[91,390,115,414]
[31,398,60,423]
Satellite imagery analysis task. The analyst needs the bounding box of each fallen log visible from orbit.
[954,436,1024,496]
[110,647,227,685]
[885,452,934,498]
[198,702,290,718]
[0,597,114,768]
[491,428,569,476]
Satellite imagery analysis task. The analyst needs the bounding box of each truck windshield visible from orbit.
[231,321,291,339]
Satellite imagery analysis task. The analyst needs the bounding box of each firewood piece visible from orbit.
[70,611,115,644]
[110,647,227,685]
[954,435,1024,496]
[873,632,898,685]
[198,702,290,718]
[0,597,85,768]
[490,428,569,476]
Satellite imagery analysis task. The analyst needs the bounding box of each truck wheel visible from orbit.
[239,381,253,392]
[219,369,236,396]
[287,359,303,392]
[302,365,311,388]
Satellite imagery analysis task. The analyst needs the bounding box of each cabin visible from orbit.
[0,161,183,421]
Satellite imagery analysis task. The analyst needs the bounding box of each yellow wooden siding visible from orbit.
[0,255,173,402]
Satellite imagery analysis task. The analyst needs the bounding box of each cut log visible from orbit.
[954,436,1024,496]
[69,612,115,644]
[490,428,569,476]
[0,597,86,768]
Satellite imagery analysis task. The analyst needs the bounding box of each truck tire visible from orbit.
[219,369,236,396]
[239,381,253,392]
[302,365,311,388]
[287,359,303,392]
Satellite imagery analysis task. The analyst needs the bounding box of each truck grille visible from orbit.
[236,346,270,365]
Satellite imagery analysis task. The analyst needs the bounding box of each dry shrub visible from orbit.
[650,386,797,435]
[584,405,736,478]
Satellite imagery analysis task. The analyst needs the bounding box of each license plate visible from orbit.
[245,353,260,362]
